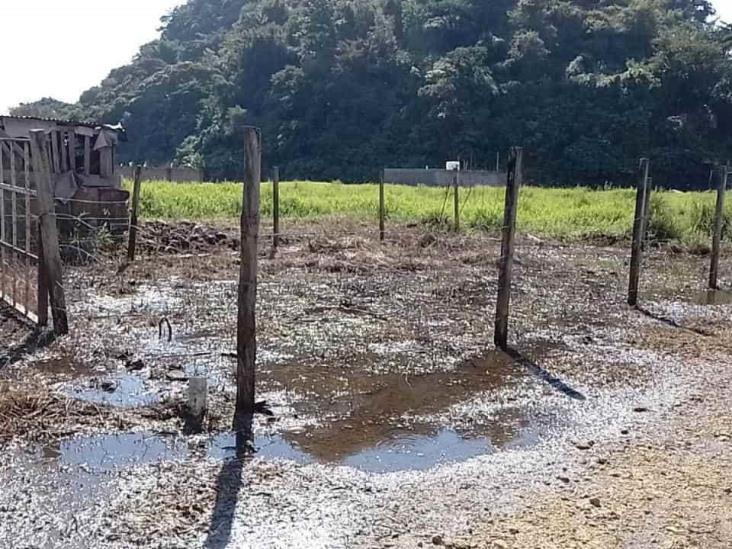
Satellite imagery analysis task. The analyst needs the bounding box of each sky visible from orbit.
[1,0,732,115]
[716,0,732,25]
[0,0,182,114]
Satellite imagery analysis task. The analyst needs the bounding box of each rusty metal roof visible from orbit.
[0,114,99,129]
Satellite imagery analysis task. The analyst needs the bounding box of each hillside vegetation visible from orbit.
[130,180,728,245]
[14,0,732,187]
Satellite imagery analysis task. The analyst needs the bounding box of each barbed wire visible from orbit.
[0,185,726,340]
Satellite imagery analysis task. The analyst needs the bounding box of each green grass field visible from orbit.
[126,180,729,245]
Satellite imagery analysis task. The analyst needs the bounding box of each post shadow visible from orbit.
[634,305,710,337]
[205,413,254,549]
[0,326,56,369]
[504,347,586,401]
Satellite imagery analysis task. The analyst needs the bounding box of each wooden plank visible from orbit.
[0,141,5,301]
[0,240,38,260]
[709,165,728,289]
[36,221,48,326]
[23,142,31,315]
[127,166,143,262]
[29,130,68,335]
[99,148,113,178]
[494,147,523,350]
[60,131,68,173]
[68,130,76,173]
[628,158,651,307]
[235,126,261,428]
[0,182,37,196]
[0,139,30,160]
[84,135,91,175]
[50,131,60,173]
[272,166,280,251]
[0,293,39,324]
[10,147,18,308]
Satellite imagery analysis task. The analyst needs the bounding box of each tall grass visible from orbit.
[126,179,729,244]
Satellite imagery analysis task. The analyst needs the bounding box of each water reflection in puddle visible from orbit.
[40,423,541,474]
[63,374,160,408]
[40,432,310,473]
[40,349,564,474]
[343,430,491,473]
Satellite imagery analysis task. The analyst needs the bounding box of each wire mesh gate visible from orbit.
[0,136,47,325]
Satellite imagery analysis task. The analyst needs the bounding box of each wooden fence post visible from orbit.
[494,147,523,350]
[379,170,386,242]
[235,126,261,428]
[127,165,143,263]
[453,171,460,231]
[29,130,68,335]
[709,164,728,289]
[272,166,280,251]
[36,221,49,326]
[628,158,651,307]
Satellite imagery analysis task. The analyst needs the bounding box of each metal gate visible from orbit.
[0,136,47,325]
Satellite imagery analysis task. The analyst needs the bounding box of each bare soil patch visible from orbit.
[1,219,731,548]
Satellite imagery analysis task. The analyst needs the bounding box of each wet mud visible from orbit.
[2,221,732,548]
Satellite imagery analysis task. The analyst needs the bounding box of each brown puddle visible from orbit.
[263,349,559,465]
[30,348,568,475]
[37,422,540,475]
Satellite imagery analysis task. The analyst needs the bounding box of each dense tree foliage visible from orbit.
[14,0,732,187]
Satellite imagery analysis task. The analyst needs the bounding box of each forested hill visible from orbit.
[12,0,732,186]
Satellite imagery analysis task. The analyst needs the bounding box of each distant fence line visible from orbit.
[384,168,507,187]
[119,166,204,183]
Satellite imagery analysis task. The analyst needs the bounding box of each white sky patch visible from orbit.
[716,0,732,23]
[0,0,181,114]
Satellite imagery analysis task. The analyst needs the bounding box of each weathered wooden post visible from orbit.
[36,222,49,326]
[709,164,728,289]
[494,147,523,351]
[272,166,280,251]
[83,135,91,175]
[379,170,386,242]
[628,158,651,307]
[0,145,4,304]
[453,171,460,231]
[235,126,261,429]
[29,130,68,335]
[127,165,143,263]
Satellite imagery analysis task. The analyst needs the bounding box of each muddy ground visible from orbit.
[1,218,731,548]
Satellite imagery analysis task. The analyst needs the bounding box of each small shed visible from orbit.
[0,115,129,233]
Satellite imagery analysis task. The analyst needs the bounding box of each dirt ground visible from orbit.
[1,218,731,548]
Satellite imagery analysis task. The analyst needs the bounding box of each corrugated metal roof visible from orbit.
[0,114,99,128]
